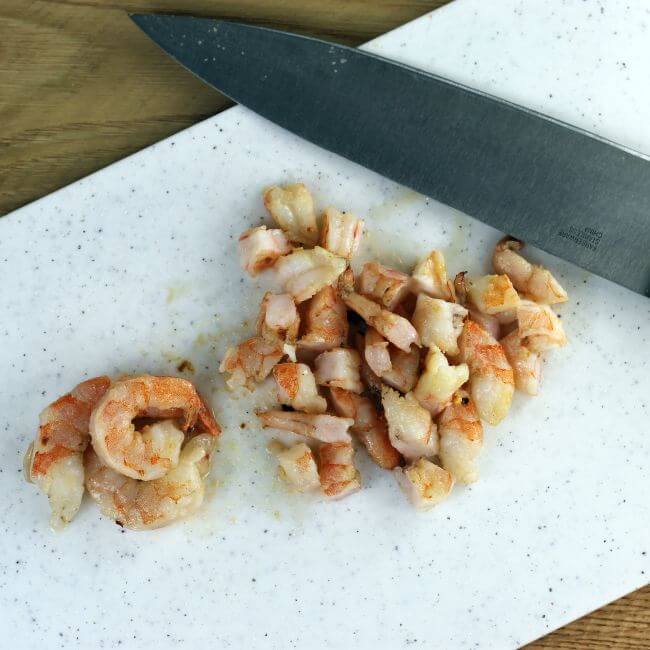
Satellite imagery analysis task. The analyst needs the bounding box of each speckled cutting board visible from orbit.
[1,1,649,648]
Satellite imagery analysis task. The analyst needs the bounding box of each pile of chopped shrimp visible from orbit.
[24,375,220,530]
[222,183,568,509]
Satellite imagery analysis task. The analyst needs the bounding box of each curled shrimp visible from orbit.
[89,376,213,481]
[493,237,568,304]
[84,432,216,530]
[339,268,420,352]
[25,376,111,529]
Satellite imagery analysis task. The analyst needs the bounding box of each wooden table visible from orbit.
[1,2,648,647]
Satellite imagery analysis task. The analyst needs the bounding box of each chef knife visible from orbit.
[130,14,650,297]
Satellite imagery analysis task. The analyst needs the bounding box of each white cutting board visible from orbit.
[1,1,648,648]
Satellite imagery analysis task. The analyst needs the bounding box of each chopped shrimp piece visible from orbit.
[219,337,284,390]
[382,386,438,461]
[273,363,327,413]
[329,387,402,469]
[238,226,291,277]
[394,458,453,510]
[412,294,468,355]
[466,274,520,315]
[84,433,216,530]
[458,320,514,425]
[270,441,320,492]
[339,268,420,352]
[413,346,469,415]
[410,250,452,299]
[25,375,111,529]
[493,237,568,304]
[320,207,364,260]
[517,300,567,352]
[381,345,421,393]
[297,285,348,354]
[467,309,501,341]
[358,262,410,310]
[89,375,212,481]
[500,330,542,395]
[257,292,300,344]
[314,348,363,393]
[276,246,346,303]
[263,183,318,245]
[364,328,392,376]
[438,390,483,484]
[257,410,353,443]
[318,441,361,499]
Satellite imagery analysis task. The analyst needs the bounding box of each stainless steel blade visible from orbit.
[131,13,650,296]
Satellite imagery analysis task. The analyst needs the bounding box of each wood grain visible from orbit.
[0,2,648,647]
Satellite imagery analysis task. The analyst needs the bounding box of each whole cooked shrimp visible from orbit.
[339,268,420,352]
[24,376,111,529]
[329,387,402,469]
[438,390,483,484]
[318,441,361,499]
[219,337,284,390]
[84,432,216,530]
[90,375,215,481]
[493,237,568,304]
[321,207,364,260]
[458,320,514,425]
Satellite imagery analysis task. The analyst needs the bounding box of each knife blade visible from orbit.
[130,13,650,297]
